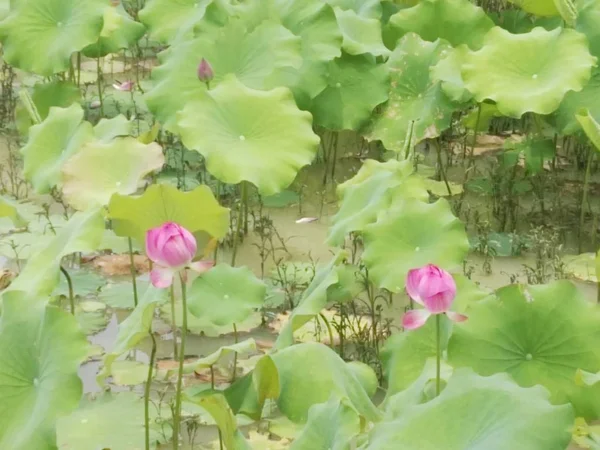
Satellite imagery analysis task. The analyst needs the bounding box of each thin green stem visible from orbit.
[435,314,441,397]
[128,237,139,307]
[144,330,157,450]
[319,312,335,350]
[210,365,215,389]
[76,52,81,87]
[231,182,247,266]
[96,56,104,116]
[434,139,452,196]
[579,148,594,253]
[60,266,75,315]
[231,323,238,383]
[173,273,188,450]
[170,284,178,359]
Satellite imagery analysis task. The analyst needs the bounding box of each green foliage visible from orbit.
[0,294,89,449]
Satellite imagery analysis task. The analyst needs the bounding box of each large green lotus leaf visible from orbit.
[366,369,574,450]
[430,45,473,103]
[6,208,105,298]
[577,109,600,151]
[108,183,230,243]
[275,251,347,349]
[289,396,360,450]
[0,295,89,450]
[97,285,166,386]
[93,115,132,143]
[57,392,166,450]
[362,199,469,292]
[21,103,94,194]
[188,264,267,327]
[61,138,164,211]
[310,53,389,130]
[332,8,389,57]
[271,343,382,423]
[328,159,428,246]
[177,76,320,195]
[0,195,28,227]
[576,0,600,59]
[556,69,600,135]
[388,0,494,50]
[448,281,600,418]
[381,316,453,396]
[145,19,302,129]
[462,26,596,118]
[507,0,558,16]
[31,81,81,121]
[138,0,211,44]
[367,34,456,152]
[82,5,146,58]
[0,0,105,76]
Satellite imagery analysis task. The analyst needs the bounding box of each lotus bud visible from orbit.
[197,58,214,84]
[145,222,212,288]
[402,264,467,330]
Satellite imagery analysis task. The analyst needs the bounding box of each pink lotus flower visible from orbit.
[145,222,213,288]
[197,58,214,83]
[402,264,467,330]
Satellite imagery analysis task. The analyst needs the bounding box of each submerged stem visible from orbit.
[231,182,247,266]
[231,323,238,383]
[435,314,441,397]
[173,273,188,450]
[579,148,594,253]
[128,237,138,307]
[144,330,157,450]
[60,266,75,315]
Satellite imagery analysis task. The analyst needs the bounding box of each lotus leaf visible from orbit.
[557,69,600,135]
[108,183,230,244]
[61,138,164,210]
[328,159,427,246]
[0,0,106,75]
[0,295,89,449]
[82,4,146,58]
[21,103,94,194]
[576,0,600,59]
[31,81,81,120]
[97,285,166,386]
[368,33,456,152]
[362,199,469,292]
[507,0,559,16]
[138,0,211,44]
[576,109,600,151]
[93,115,132,142]
[430,45,472,103]
[462,27,596,117]
[332,8,388,57]
[388,0,494,50]
[145,18,302,129]
[57,392,166,450]
[310,53,389,130]
[177,75,320,195]
[448,281,600,418]
[6,208,105,298]
[188,264,267,327]
[289,397,360,450]
[366,369,574,449]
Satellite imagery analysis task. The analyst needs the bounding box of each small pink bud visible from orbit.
[402,264,466,330]
[197,58,214,83]
[146,222,197,269]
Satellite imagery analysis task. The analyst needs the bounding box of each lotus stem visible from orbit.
[60,266,75,315]
[128,237,139,307]
[231,323,238,383]
[231,182,247,266]
[434,139,452,196]
[579,148,594,253]
[319,312,335,351]
[170,284,178,359]
[435,314,441,397]
[96,56,104,116]
[144,329,157,450]
[172,273,188,450]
